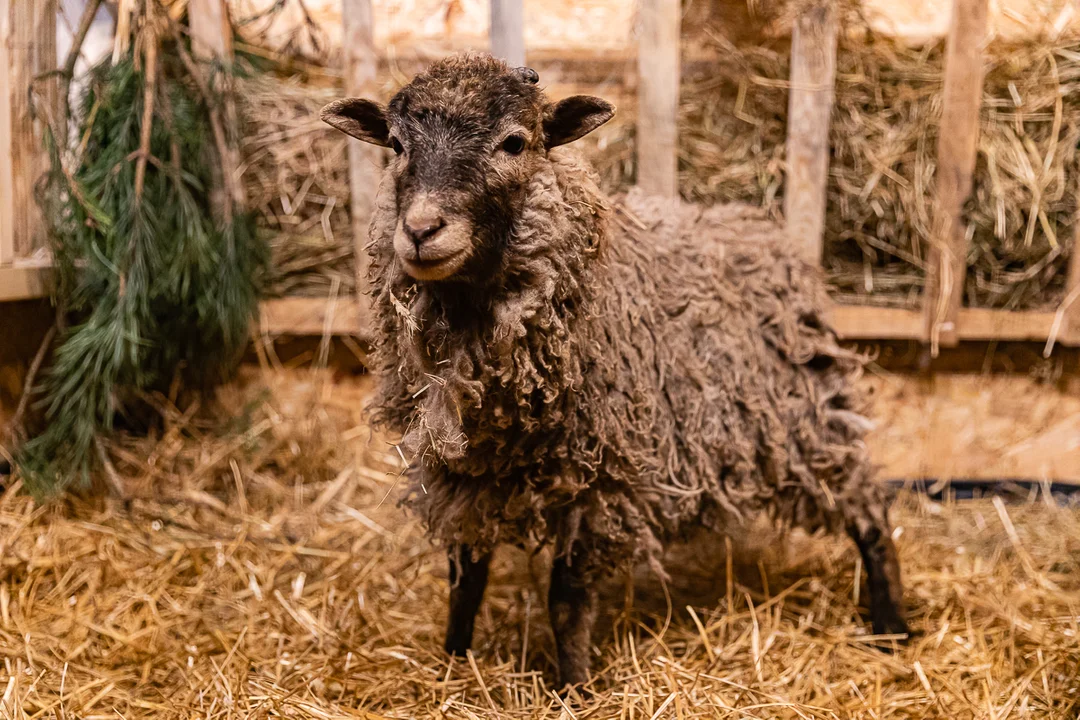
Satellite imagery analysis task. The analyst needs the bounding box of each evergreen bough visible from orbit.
[19,27,267,496]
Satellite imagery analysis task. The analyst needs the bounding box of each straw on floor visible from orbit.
[0,367,1077,719]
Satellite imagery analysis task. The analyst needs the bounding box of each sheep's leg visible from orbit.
[847,519,908,638]
[444,544,492,656]
[548,552,598,690]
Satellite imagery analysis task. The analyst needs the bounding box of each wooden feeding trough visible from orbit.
[2,0,1079,351]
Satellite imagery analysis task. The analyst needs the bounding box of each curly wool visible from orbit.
[366,148,885,580]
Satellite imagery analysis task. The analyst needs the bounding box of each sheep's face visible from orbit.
[321,54,614,282]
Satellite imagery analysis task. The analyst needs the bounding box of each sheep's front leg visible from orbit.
[444,544,492,656]
[847,520,908,638]
[548,553,598,690]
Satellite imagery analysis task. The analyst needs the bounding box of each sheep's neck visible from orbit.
[398,150,610,463]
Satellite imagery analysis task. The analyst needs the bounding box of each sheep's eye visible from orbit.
[391,137,404,155]
[501,135,526,155]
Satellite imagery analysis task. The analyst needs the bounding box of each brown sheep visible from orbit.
[321,52,907,690]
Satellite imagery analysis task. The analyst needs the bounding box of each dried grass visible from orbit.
[1,368,1078,718]
[240,76,360,298]
[679,16,1080,311]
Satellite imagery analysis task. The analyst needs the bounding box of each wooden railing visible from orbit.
[3,0,1078,348]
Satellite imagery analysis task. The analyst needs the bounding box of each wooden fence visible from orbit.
[3,0,1079,350]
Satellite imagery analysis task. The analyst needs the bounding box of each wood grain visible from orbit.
[923,0,989,353]
[635,0,680,197]
[784,5,837,262]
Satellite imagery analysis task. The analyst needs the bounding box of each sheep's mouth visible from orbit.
[393,216,474,281]
[401,248,468,280]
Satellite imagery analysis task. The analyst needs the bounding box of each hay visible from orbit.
[679,16,1080,311]
[1,367,1078,718]
[240,75,360,298]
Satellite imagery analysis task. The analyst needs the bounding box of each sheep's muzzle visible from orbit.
[393,194,474,281]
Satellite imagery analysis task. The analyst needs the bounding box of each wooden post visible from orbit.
[188,0,232,59]
[2,0,56,263]
[1066,226,1080,345]
[923,0,989,355]
[342,0,381,334]
[636,0,680,198]
[490,0,525,67]
[0,0,13,268]
[784,5,837,262]
[187,0,246,219]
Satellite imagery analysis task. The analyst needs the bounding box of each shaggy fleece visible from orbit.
[366,148,885,579]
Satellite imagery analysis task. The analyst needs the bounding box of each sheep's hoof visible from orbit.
[870,611,911,652]
[557,682,592,704]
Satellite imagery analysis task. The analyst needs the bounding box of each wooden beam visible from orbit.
[0,0,13,267]
[3,0,56,261]
[490,0,525,67]
[0,266,50,302]
[259,297,364,336]
[923,0,989,355]
[827,304,924,341]
[784,5,837,262]
[1066,201,1080,344]
[635,0,680,198]
[828,303,1066,344]
[342,0,381,337]
[188,0,232,59]
[188,0,246,214]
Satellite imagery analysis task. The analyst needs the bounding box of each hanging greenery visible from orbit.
[18,3,267,496]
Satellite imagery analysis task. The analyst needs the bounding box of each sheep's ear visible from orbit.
[320,98,391,147]
[543,95,615,148]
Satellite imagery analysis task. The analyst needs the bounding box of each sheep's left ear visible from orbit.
[543,95,615,148]
[320,98,391,147]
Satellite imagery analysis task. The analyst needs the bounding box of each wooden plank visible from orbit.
[0,0,13,266]
[188,0,232,59]
[490,0,525,67]
[1066,208,1080,344]
[342,0,381,338]
[784,5,837,262]
[635,0,680,198]
[828,303,1063,343]
[0,266,50,302]
[259,297,364,336]
[923,0,989,354]
[188,0,246,215]
[4,0,56,260]
[827,304,924,341]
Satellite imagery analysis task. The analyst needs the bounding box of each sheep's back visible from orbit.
[589,190,874,541]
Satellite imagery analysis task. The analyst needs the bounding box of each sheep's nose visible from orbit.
[404,211,445,244]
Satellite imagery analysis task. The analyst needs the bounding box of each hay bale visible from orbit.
[679,15,1080,310]
[240,75,359,298]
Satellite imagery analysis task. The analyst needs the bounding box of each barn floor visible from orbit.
[1,367,1078,719]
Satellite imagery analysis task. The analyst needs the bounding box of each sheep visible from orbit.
[321,52,908,690]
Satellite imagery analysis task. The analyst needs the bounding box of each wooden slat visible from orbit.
[784,4,837,262]
[635,0,680,198]
[188,0,246,216]
[1067,208,1080,344]
[490,0,525,67]
[827,304,924,341]
[0,0,13,266]
[0,266,49,302]
[259,297,364,336]
[923,0,989,354]
[342,0,381,339]
[829,303,1064,344]
[4,0,55,260]
[188,0,232,58]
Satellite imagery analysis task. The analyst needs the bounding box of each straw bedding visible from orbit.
[0,367,1078,718]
